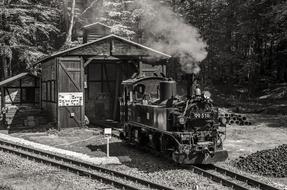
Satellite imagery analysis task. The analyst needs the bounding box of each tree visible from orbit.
[0,44,12,80]
[0,0,64,77]
[66,0,76,44]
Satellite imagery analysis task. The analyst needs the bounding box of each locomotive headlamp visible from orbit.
[178,117,186,125]
[203,91,211,99]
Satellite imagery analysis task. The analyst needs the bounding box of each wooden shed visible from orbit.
[0,72,41,130]
[0,72,40,108]
[37,34,171,129]
[82,22,112,43]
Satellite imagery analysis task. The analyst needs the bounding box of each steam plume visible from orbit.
[135,0,208,74]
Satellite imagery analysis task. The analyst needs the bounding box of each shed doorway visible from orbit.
[85,59,136,124]
[38,34,170,129]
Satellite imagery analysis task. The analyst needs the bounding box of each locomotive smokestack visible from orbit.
[186,73,195,98]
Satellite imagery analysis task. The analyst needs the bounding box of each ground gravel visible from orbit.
[0,132,121,165]
[0,151,111,190]
[233,144,287,178]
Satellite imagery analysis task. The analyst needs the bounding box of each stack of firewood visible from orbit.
[222,113,252,125]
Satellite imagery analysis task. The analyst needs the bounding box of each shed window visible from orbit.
[42,83,46,101]
[47,81,50,101]
[22,88,35,103]
[51,81,55,101]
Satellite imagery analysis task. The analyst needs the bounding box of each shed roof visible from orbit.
[0,72,38,87]
[82,22,112,30]
[37,34,171,64]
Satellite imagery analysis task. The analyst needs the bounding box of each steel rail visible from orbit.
[210,165,281,190]
[0,144,138,190]
[189,165,249,190]
[0,140,174,190]
[188,165,281,190]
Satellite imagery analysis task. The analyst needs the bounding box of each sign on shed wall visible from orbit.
[58,92,83,107]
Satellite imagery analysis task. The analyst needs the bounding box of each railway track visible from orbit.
[112,129,280,190]
[111,128,282,190]
[0,139,174,190]
[188,165,281,190]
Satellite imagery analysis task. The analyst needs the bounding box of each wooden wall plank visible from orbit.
[57,57,84,129]
[41,58,57,122]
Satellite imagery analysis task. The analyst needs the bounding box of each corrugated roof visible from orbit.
[0,72,38,87]
[37,34,171,64]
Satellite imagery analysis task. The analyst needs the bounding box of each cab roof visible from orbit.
[122,76,166,85]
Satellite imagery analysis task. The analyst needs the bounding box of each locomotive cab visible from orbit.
[120,76,166,122]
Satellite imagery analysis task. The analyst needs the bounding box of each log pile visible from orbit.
[221,113,252,126]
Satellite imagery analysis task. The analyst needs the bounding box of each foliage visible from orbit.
[0,0,64,78]
[165,0,287,89]
[66,0,287,92]
[2,0,287,95]
[77,0,137,39]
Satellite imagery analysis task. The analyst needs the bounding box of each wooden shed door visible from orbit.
[57,57,84,129]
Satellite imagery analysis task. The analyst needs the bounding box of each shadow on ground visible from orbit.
[87,142,179,173]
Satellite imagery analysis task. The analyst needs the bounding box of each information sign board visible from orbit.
[104,128,112,157]
[104,128,112,138]
[58,92,83,107]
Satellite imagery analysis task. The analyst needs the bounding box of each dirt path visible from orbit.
[224,114,287,161]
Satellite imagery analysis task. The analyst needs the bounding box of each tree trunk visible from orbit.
[7,57,11,77]
[0,56,8,81]
[66,0,76,44]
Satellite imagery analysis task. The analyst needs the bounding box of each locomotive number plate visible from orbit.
[193,113,211,119]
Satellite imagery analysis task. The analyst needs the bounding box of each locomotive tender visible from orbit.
[119,75,228,164]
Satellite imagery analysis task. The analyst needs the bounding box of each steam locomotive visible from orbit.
[119,74,228,164]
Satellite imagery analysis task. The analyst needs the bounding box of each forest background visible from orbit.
[0,0,287,102]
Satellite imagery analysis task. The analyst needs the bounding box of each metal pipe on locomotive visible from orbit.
[119,73,228,164]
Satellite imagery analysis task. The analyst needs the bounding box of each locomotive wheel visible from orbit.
[138,130,149,146]
[152,132,162,151]
[131,127,140,144]
[125,124,137,144]
[125,124,132,142]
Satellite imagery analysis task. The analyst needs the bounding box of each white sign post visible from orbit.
[104,128,112,157]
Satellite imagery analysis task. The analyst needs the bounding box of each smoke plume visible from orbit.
[135,0,208,74]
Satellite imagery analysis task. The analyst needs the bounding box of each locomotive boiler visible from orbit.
[119,75,228,164]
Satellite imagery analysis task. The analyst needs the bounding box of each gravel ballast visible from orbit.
[0,151,109,190]
[103,144,230,190]
[233,144,287,177]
